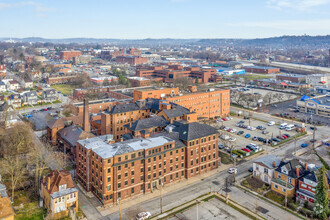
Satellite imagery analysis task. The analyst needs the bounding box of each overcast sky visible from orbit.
[1,0,330,39]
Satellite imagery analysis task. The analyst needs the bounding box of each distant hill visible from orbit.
[1,35,330,48]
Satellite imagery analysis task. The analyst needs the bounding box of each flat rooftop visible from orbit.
[78,136,174,159]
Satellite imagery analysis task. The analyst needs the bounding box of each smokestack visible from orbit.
[83,98,90,132]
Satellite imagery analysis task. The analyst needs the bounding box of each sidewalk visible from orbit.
[97,163,232,216]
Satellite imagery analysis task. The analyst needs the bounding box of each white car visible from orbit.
[229,137,236,142]
[250,127,256,131]
[228,167,238,174]
[226,117,233,120]
[136,212,151,220]
[268,121,275,126]
[230,128,237,133]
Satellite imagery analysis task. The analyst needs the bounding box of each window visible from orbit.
[125,173,128,177]
[264,168,268,174]
[107,177,110,182]
[131,179,134,184]
[107,185,111,191]
[108,168,111,173]
[118,192,121,198]
[274,184,278,189]
[125,180,128,185]
[131,162,134,166]
[125,164,128,168]
[125,155,128,160]
[118,157,121,162]
[118,166,121,171]
[282,188,286,193]
[131,188,134,194]
[191,150,193,156]
[118,183,121,188]
[118,175,121,179]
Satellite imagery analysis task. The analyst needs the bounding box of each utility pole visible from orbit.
[225,177,229,204]
[271,132,273,147]
[160,180,163,213]
[294,135,297,156]
[285,181,288,209]
[233,156,237,183]
[118,198,121,220]
[196,200,199,220]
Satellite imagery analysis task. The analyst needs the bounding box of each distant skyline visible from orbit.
[1,0,330,39]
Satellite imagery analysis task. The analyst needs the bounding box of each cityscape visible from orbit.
[0,0,329,220]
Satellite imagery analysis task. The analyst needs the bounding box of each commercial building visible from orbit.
[136,64,219,83]
[116,56,148,66]
[76,121,219,205]
[276,74,306,83]
[46,75,78,85]
[73,85,125,100]
[133,86,231,119]
[90,76,118,85]
[296,95,330,117]
[244,66,280,74]
[59,51,82,60]
[127,77,151,87]
[306,74,329,87]
[41,170,78,219]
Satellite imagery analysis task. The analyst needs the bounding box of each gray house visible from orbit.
[42,89,58,103]
[23,91,38,105]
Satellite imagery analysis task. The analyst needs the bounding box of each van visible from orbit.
[285,124,295,131]
[268,121,275,126]
[280,123,288,129]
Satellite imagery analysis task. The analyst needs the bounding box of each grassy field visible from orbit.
[243,74,272,81]
[51,84,74,96]
[14,191,47,220]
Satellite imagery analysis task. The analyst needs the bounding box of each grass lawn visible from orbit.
[241,176,269,194]
[51,84,74,96]
[265,191,285,205]
[219,152,232,164]
[14,191,47,220]
[243,74,272,81]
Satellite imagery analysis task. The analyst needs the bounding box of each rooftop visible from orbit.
[80,136,174,159]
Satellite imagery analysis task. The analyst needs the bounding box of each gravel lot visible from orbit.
[167,198,249,220]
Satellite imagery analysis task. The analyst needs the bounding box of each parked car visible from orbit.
[237,131,244,135]
[248,167,253,172]
[242,148,251,152]
[310,126,317,130]
[245,134,251,138]
[228,167,238,174]
[283,134,290,138]
[282,135,288,139]
[268,121,275,126]
[239,120,245,124]
[310,139,317,143]
[230,128,237,133]
[301,143,308,148]
[250,126,256,131]
[229,137,236,142]
[136,212,151,220]
[252,136,258,141]
[257,126,265,130]
[273,138,280,142]
[218,143,225,149]
[244,116,249,119]
[262,130,269,134]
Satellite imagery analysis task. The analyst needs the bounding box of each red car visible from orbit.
[222,118,227,121]
[242,148,251,152]
[282,135,288,139]
[227,128,232,132]
[44,108,48,111]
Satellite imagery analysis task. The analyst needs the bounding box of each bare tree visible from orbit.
[173,77,192,90]
[263,92,274,106]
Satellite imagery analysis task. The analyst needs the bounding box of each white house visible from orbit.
[0,81,6,92]
[253,155,282,184]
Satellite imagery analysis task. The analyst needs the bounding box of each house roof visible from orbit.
[275,159,308,179]
[58,125,94,147]
[8,80,19,84]
[161,105,191,119]
[0,197,14,219]
[43,170,76,195]
[124,116,169,131]
[173,122,218,141]
[109,102,145,114]
[47,118,65,129]
[253,155,282,169]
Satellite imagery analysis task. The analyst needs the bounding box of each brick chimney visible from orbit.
[83,98,90,132]
[305,163,308,170]
[296,166,300,177]
[47,177,51,190]
[272,161,276,168]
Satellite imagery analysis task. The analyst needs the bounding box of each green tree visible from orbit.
[103,78,110,86]
[19,53,25,61]
[314,166,329,219]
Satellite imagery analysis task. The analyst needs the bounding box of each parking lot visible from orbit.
[22,108,59,130]
[214,116,300,154]
[167,198,249,220]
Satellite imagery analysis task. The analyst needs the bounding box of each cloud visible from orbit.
[229,19,330,32]
[267,0,330,11]
[0,1,55,12]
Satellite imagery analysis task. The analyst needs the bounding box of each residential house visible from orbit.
[7,80,19,91]
[253,155,282,184]
[41,170,78,219]
[23,78,33,89]
[0,183,14,220]
[23,91,38,105]
[296,168,330,204]
[7,94,21,108]
[0,95,5,105]
[0,103,17,126]
[0,81,6,92]
[42,89,58,103]
[271,159,308,197]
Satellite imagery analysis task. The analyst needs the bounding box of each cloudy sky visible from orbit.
[1,0,330,39]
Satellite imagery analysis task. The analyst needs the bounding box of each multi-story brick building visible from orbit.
[76,121,219,205]
[133,86,231,119]
[276,74,306,83]
[244,66,280,74]
[73,85,125,100]
[116,56,148,66]
[59,51,82,60]
[136,64,218,83]
[127,77,151,87]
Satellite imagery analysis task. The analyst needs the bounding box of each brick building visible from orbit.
[243,66,280,74]
[136,64,217,83]
[73,85,125,100]
[133,86,231,119]
[127,77,151,87]
[59,51,82,60]
[46,75,78,85]
[116,56,148,66]
[276,74,306,83]
[76,121,219,205]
